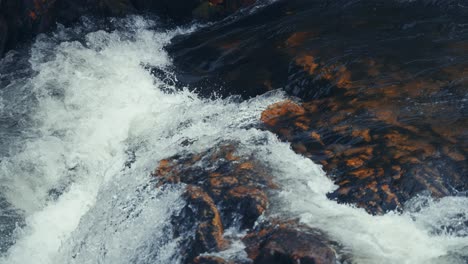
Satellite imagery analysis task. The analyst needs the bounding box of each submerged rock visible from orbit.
[243,221,337,264]
[155,143,274,230]
[260,99,467,214]
[192,0,256,20]
[153,142,337,264]
[175,185,228,261]
[194,256,233,264]
[0,0,258,57]
[168,0,468,214]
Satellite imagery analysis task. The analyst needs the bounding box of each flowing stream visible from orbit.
[0,16,467,264]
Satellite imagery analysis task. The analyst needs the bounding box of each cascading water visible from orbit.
[0,15,466,264]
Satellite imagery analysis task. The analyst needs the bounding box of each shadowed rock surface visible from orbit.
[153,142,338,264]
[168,0,468,213]
[243,221,337,264]
[194,256,233,264]
[0,0,258,56]
[260,100,467,213]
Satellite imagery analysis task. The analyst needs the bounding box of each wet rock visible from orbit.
[0,0,258,57]
[194,256,232,264]
[192,0,256,20]
[261,100,305,127]
[243,221,337,264]
[154,142,338,263]
[0,0,93,56]
[155,143,274,229]
[169,184,227,263]
[168,0,468,213]
[154,142,273,263]
[260,99,467,213]
[169,0,468,99]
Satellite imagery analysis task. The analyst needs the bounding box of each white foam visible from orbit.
[0,17,192,263]
[0,16,284,264]
[251,141,468,264]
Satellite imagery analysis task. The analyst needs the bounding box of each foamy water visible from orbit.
[250,142,468,264]
[0,16,466,264]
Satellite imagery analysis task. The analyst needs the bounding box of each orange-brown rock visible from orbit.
[154,142,280,263]
[163,2,467,262]
[169,0,467,214]
[260,98,466,213]
[286,32,317,48]
[186,185,227,252]
[154,142,339,263]
[169,184,228,263]
[154,142,274,229]
[261,100,305,127]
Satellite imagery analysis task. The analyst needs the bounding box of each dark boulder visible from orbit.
[153,142,338,263]
[172,185,228,262]
[155,143,274,230]
[168,0,468,99]
[0,0,259,57]
[0,0,102,57]
[168,0,468,214]
[260,99,467,214]
[243,221,337,264]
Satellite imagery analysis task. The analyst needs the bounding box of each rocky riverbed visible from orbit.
[0,0,467,263]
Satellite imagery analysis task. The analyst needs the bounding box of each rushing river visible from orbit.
[0,13,467,264]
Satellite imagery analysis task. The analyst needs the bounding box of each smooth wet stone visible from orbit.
[260,99,467,213]
[169,0,468,99]
[243,221,337,264]
[154,143,274,229]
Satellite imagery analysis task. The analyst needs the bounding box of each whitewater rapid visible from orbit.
[0,16,466,264]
